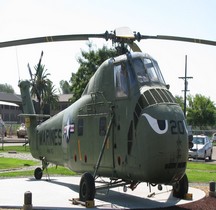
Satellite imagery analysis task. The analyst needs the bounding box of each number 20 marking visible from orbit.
[170,120,184,134]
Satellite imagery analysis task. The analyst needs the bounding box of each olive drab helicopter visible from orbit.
[1,27,216,202]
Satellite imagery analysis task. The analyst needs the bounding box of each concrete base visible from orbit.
[0,176,205,209]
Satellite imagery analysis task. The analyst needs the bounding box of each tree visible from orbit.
[29,60,58,114]
[70,43,118,102]
[0,83,14,93]
[42,81,59,114]
[59,80,71,94]
[187,94,216,128]
[175,95,184,111]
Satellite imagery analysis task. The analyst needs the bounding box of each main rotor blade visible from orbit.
[36,50,44,76]
[128,42,142,52]
[0,33,106,48]
[0,28,215,50]
[140,35,216,46]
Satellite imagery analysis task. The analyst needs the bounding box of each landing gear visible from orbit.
[34,157,49,180]
[173,174,188,199]
[79,172,95,202]
[34,167,43,180]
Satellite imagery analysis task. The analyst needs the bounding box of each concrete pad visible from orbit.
[0,176,205,209]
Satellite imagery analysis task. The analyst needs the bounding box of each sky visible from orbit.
[0,0,216,103]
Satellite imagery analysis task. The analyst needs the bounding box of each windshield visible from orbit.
[193,137,205,145]
[133,57,166,87]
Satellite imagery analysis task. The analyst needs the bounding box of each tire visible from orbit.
[79,172,95,201]
[34,167,43,180]
[209,150,212,160]
[204,151,207,161]
[173,174,188,199]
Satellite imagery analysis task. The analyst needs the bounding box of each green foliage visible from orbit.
[42,81,59,113]
[175,95,184,111]
[187,94,216,128]
[29,61,58,114]
[59,80,71,94]
[0,83,14,93]
[70,43,118,102]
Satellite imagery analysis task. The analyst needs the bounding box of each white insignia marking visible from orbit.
[143,113,168,134]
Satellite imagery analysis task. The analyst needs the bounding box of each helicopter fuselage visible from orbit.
[20,52,188,186]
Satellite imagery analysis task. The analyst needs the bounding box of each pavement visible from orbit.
[0,176,206,210]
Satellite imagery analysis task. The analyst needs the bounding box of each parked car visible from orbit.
[212,133,216,142]
[17,123,27,138]
[188,135,213,160]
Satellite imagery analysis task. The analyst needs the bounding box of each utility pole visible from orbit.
[178,55,193,117]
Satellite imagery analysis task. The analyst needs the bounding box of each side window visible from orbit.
[99,117,106,136]
[114,63,129,98]
[78,118,84,136]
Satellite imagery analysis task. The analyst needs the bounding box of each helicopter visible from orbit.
[1,27,216,202]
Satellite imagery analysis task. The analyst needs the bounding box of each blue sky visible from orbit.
[0,0,216,102]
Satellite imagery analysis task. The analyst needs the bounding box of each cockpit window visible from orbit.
[133,58,166,87]
[133,59,149,85]
[144,58,159,82]
[148,58,166,85]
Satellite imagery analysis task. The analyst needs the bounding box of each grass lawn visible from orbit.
[0,157,37,169]
[0,145,30,153]
[186,162,216,182]
[0,145,76,178]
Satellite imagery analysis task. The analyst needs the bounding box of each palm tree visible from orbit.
[28,51,58,114]
[30,64,50,114]
[42,81,59,114]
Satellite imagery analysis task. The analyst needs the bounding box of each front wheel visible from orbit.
[34,167,43,180]
[79,172,95,201]
[173,174,188,199]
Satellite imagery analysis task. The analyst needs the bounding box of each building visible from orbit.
[0,92,73,123]
[50,94,73,115]
[0,92,22,123]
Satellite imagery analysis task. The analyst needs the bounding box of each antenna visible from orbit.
[178,55,193,117]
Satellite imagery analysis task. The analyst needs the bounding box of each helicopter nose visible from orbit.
[135,104,188,183]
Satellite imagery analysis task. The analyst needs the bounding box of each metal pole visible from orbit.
[178,55,193,117]
[183,55,187,116]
